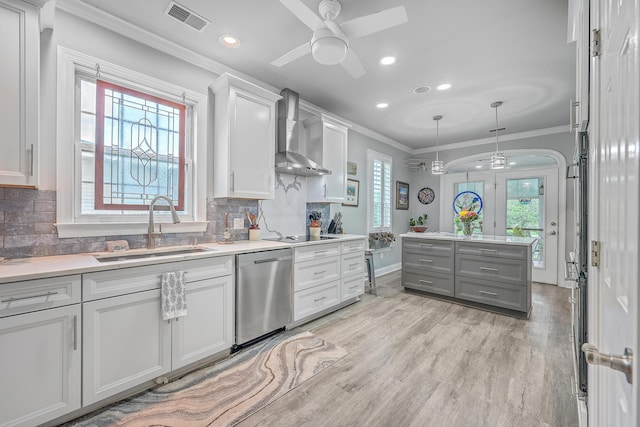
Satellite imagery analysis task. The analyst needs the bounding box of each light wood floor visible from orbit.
[239,271,579,427]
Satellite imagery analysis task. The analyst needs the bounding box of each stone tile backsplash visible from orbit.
[0,188,258,259]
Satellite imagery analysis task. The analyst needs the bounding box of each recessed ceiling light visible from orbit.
[380,56,396,65]
[436,83,452,91]
[376,102,389,109]
[509,162,517,166]
[413,86,431,94]
[219,35,241,48]
[475,165,483,169]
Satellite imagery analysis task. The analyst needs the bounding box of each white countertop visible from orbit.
[400,231,537,246]
[0,234,366,284]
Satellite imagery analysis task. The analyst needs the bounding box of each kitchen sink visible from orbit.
[94,247,213,263]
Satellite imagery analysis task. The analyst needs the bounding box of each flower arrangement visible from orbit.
[457,210,479,223]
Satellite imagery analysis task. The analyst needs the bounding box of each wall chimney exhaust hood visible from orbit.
[275,88,331,177]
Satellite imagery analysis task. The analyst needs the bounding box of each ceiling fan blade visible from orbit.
[279,0,325,30]
[341,6,408,38]
[271,42,311,67]
[340,49,366,79]
[324,19,347,39]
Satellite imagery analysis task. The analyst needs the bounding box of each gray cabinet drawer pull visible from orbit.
[349,284,360,290]
[349,263,359,268]
[314,296,327,302]
[315,250,327,255]
[479,248,498,253]
[1,291,59,303]
[314,270,327,275]
[479,267,498,272]
[419,279,433,284]
[419,259,433,263]
[419,243,433,247]
[479,290,498,297]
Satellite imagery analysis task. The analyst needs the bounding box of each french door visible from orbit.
[442,167,559,284]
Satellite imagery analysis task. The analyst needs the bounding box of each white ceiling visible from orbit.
[76,0,575,150]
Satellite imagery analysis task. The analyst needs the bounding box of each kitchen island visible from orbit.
[400,232,537,319]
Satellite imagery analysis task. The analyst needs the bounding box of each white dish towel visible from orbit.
[161,271,187,321]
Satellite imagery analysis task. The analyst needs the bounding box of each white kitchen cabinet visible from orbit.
[171,275,234,369]
[0,304,81,427]
[211,73,281,199]
[82,256,234,405]
[307,115,349,203]
[82,289,172,406]
[0,0,39,187]
[292,239,365,323]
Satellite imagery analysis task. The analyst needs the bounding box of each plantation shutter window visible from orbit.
[368,150,393,231]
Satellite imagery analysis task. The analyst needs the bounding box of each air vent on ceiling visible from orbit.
[165,1,210,32]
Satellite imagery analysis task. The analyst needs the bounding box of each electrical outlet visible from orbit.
[233,218,244,229]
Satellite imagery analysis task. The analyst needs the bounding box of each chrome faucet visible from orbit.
[147,195,180,249]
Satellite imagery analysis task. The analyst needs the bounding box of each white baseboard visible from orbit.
[559,279,575,289]
[375,262,401,277]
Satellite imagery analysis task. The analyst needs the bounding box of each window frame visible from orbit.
[367,149,393,233]
[94,79,186,211]
[56,47,208,238]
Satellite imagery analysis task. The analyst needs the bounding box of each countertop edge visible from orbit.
[0,235,366,284]
[399,232,537,247]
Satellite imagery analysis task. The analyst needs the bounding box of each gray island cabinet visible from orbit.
[401,232,537,319]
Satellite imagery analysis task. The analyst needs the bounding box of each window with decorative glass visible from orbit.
[77,75,191,218]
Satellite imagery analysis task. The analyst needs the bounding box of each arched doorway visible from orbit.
[440,149,567,285]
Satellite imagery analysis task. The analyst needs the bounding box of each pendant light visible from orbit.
[431,115,444,175]
[490,101,506,169]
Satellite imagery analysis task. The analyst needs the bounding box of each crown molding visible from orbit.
[411,125,568,155]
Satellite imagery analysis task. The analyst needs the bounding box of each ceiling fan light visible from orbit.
[491,152,506,169]
[431,160,444,175]
[311,36,347,65]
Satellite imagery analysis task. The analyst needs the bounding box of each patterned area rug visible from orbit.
[66,330,348,426]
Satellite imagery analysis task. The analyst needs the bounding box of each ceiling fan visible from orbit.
[272,0,408,78]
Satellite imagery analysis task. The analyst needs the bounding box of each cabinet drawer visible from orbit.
[0,275,81,318]
[455,276,528,312]
[294,243,340,262]
[293,280,340,321]
[83,256,233,301]
[342,252,364,277]
[342,239,365,254]
[456,241,528,260]
[402,269,454,297]
[341,274,364,301]
[455,254,527,285]
[294,256,340,292]
[403,238,454,255]
[402,248,454,274]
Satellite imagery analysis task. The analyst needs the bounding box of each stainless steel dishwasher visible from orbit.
[235,249,292,348]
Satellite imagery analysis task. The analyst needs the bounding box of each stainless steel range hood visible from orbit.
[275,88,331,177]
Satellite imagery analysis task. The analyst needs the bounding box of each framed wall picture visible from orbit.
[343,178,359,207]
[347,161,358,175]
[396,181,409,210]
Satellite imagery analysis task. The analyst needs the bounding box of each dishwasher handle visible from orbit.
[254,258,279,264]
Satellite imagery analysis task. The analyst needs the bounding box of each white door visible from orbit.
[588,0,638,424]
[495,168,559,284]
[442,167,559,284]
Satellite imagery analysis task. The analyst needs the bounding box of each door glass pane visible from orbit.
[506,177,545,268]
[454,181,483,235]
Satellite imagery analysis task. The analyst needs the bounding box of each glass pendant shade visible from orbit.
[491,152,506,169]
[490,101,506,170]
[431,160,444,174]
[432,115,444,175]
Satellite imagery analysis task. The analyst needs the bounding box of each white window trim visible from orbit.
[366,149,393,233]
[55,47,207,238]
